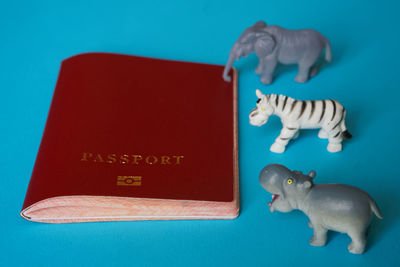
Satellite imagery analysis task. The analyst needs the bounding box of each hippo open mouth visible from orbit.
[268,194,280,207]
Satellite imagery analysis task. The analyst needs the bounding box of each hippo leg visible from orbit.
[347,230,367,254]
[310,225,328,247]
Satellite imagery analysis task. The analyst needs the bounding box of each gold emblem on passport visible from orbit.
[117,176,142,186]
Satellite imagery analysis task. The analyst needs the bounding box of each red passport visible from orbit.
[21,53,239,223]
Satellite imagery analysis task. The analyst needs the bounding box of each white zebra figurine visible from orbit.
[249,89,352,153]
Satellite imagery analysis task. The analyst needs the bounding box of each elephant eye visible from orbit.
[287,179,293,185]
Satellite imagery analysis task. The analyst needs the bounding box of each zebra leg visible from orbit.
[327,128,343,153]
[292,130,300,139]
[270,127,299,153]
[318,128,329,139]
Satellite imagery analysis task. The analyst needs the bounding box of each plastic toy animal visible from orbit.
[249,89,352,153]
[259,164,383,254]
[222,21,332,84]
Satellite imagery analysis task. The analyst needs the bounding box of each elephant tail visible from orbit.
[324,38,332,63]
[370,199,383,219]
[325,38,332,62]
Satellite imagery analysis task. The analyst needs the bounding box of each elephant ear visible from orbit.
[254,33,276,58]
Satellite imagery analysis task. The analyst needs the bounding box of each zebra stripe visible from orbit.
[318,100,326,123]
[332,109,345,130]
[282,96,288,111]
[289,100,298,114]
[309,101,315,119]
[330,100,336,121]
[333,131,341,138]
[297,101,306,119]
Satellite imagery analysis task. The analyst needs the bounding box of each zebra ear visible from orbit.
[256,89,263,99]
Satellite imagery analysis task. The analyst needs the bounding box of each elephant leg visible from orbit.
[255,60,264,74]
[270,126,298,153]
[310,65,318,77]
[260,58,277,84]
[295,63,312,83]
[310,225,328,247]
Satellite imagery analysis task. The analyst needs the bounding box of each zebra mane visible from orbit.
[265,94,296,109]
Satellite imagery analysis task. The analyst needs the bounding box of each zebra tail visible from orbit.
[340,109,351,139]
[342,130,352,139]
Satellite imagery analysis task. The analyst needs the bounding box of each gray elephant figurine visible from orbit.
[259,164,383,254]
[223,21,332,84]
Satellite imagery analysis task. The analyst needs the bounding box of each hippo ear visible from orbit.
[308,170,316,179]
[303,181,312,189]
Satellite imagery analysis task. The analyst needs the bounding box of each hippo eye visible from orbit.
[287,179,293,185]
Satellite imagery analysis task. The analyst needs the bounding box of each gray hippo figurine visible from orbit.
[259,164,382,254]
[222,21,332,84]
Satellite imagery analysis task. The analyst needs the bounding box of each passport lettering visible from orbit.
[81,152,184,165]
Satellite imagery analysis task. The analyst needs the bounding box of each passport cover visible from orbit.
[21,52,239,223]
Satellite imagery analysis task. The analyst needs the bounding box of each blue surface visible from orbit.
[1,1,400,266]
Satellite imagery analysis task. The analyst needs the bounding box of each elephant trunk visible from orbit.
[223,43,241,82]
[222,53,235,82]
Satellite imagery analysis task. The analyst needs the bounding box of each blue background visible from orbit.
[1,0,399,266]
